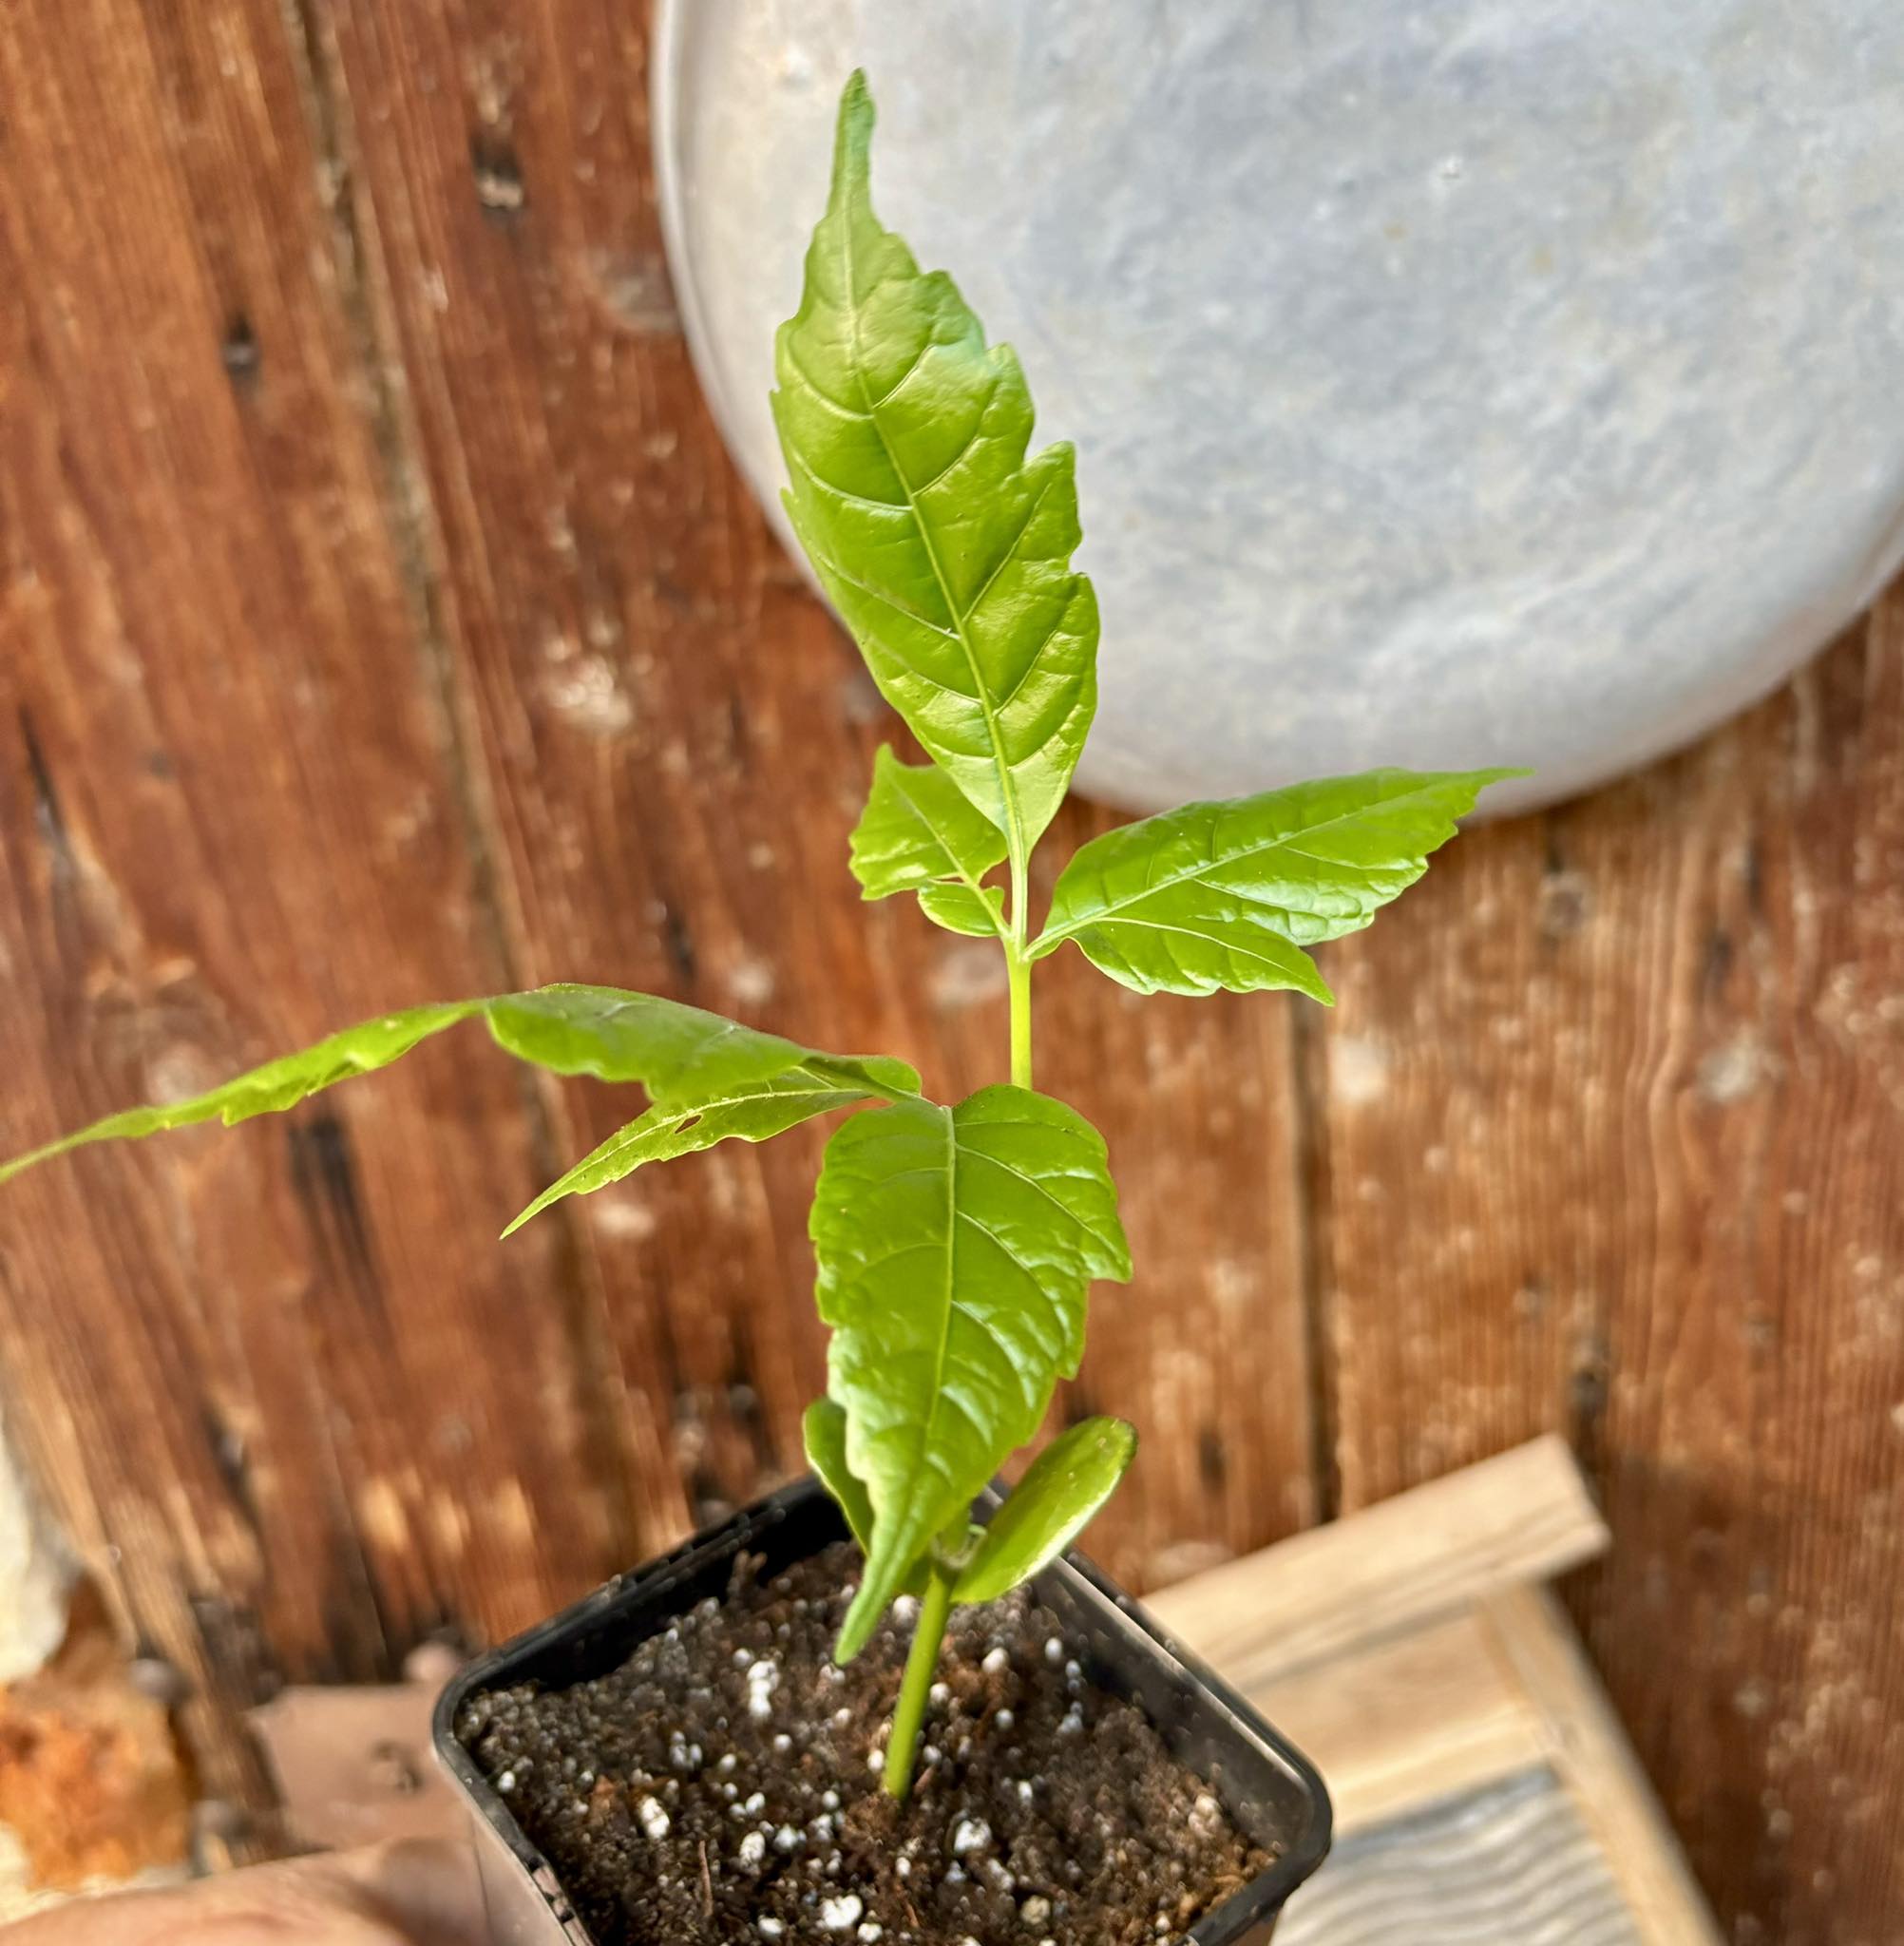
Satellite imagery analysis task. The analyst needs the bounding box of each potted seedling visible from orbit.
[2,73,1518,1946]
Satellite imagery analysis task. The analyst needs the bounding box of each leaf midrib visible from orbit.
[1038,776,1459,948]
[838,208,1027,874]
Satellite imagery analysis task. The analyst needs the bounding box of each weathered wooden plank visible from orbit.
[300,0,1322,1591]
[1482,1587,1723,1946]
[0,0,642,1822]
[1149,1435,1606,1688]
[1317,598,1904,1941]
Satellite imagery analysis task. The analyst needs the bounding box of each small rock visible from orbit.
[758,1922,784,1941]
[951,1816,992,1855]
[981,1646,1010,1675]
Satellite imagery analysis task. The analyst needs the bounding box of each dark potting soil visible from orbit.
[457,1541,1277,1945]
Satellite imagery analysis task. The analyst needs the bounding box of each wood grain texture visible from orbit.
[0,0,1898,1936]
[1149,1435,1606,1689]
[1316,605,1904,1943]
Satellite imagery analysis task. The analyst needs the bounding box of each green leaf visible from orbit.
[804,1398,877,1555]
[916,882,1007,939]
[811,1084,1131,1660]
[502,1055,913,1236]
[953,1417,1137,1606]
[484,984,809,1103]
[772,73,1098,865]
[2,985,916,1196]
[850,746,1008,939]
[805,1399,935,1602]
[1036,768,1526,1000]
[0,1002,482,1185]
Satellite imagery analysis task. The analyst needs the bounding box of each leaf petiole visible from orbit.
[883,1560,956,1801]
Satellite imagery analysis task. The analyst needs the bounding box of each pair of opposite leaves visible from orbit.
[0,75,1515,1655]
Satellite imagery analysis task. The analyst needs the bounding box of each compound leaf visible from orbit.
[2,986,916,1201]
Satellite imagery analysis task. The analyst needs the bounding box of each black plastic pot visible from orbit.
[433,1477,1331,1945]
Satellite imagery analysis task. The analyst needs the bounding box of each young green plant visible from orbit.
[0,71,1520,1804]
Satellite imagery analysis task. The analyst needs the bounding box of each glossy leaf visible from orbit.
[771,72,1098,863]
[850,746,1008,939]
[503,1055,916,1236]
[1,986,916,1195]
[916,881,1007,939]
[0,1002,481,1185]
[811,1085,1131,1659]
[485,984,808,1103]
[804,1398,877,1555]
[953,1417,1136,1606]
[1036,768,1525,1000]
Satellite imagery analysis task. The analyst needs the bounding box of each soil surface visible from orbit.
[457,1541,1276,1944]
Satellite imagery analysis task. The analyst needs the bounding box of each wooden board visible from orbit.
[1314,617,1904,1940]
[0,1,1899,1936]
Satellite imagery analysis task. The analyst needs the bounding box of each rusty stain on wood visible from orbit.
[0,1,1898,1937]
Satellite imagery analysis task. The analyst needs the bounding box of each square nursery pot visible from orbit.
[433,1477,1332,1945]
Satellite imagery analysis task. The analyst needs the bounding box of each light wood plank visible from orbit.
[1148,1436,1606,1687]
[1252,1610,1548,1839]
[1482,1587,1726,1946]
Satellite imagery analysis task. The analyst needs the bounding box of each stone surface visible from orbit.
[657,0,1904,814]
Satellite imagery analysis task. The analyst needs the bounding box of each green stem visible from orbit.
[1006,945,1033,1090]
[884,1561,956,1801]
[1006,858,1034,1090]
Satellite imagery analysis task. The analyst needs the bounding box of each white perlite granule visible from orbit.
[950,1817,991,1855]
[821,1894,864,1932]
[636,1795,670,1841]
[747,1658,781,1719]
